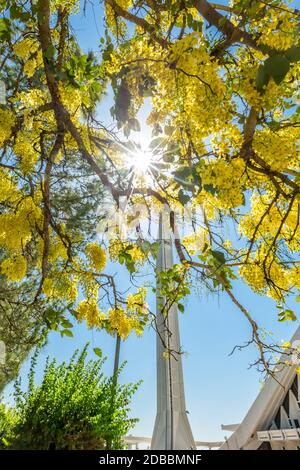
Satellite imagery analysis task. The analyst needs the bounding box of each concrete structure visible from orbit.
[220,326,300,450]
[151,211,195,450]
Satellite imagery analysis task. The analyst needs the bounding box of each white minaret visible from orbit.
[151,210,195,450]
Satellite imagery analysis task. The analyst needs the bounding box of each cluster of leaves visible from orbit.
[0,1,31,41]
[0,345,140,450]
[256,46,300,90]
[198,245,237,290]
[59,50,105,104]
[156,264,191,315]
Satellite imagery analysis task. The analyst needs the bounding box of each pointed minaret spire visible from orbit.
[151,209,195,450]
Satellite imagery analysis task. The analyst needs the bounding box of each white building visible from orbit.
[220,326,300,450]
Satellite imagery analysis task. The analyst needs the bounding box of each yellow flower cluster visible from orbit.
[13,37,39,60]
[76,299,106,329]
[0,109,15,147]
[85,242,107,272]
[289,266,300,291]
[109,238,146,264]
[239,262,268,295]
[58,83,83,118]
[108,306,143,339]
[105,0,133,34]
[14,131,40,174]
[106,35,227,150]
[23,51,43,78]
[201,158,246,209]
[239,238,297,301]
[48,238,69,263]
[211,125,243,157]
[253,127,299,173]
[15,89,47,110]
[170,33,201,61]
[237,187,300,300]
[0,169,18,204]
[42,275,78,302]
[126,287,148,316]
[147,41,227,140]
[1,255,27,282]
[74,273,147,336]
[0,196,43,251]
[239,193,300,246]
[255,9,298,51]
[231,48,283,111]
[182,228,208,255]
[51,0,79,13]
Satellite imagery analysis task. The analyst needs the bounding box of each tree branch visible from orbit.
[191,0,260,54]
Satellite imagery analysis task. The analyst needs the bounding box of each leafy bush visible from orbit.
[0,404,18,449]
[0,345,140,450]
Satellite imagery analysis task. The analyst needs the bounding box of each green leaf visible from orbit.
[259,44,271,55]
[264,54,290,85]
[285,45,300,63]
[44,44,57,60]
[164,125,174,136]
[56,70,69,81]
[203,183,218,195]
[91,82,102,94]
[178,303,185,313]
[256,64,270,91]
[128,118,141,132]
[37,10,46,23]
[191,20,202,32]
[0,0,7,13]
[150,136,166,150]
[61,320,73,329]
[178,189,191,206]
[174,166,192,179]
[137,240,151,254]
[162,151,175,163]
[93,347,102,357]
[150,241,160,257]
[278,309,297,322]
[60,329,74,337]
[211,250,226,265]
[296,295,300,302]
[0,17,11,41]
[173,166,197,189]
[268,120,281,131]
[10,5,23,19]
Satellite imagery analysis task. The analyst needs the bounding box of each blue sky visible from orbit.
[3,0,300,444]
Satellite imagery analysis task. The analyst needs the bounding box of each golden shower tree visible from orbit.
[0,0,299,375]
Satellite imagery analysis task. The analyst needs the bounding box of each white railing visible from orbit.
[124,436,224,450]
[257,428,300,441]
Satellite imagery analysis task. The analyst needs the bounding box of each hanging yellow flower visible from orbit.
[85,242,107,272]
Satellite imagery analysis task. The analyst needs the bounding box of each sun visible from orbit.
[122,135,156,179]
[117,113,165,182]
[132,148,152,174]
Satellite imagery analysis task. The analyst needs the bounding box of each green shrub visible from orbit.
[0,345,140,450]
[0,403,18,449]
